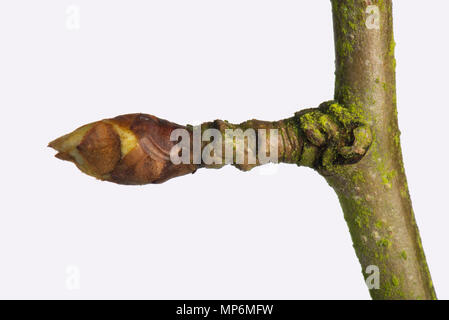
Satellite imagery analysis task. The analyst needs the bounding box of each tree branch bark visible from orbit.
[327,0,436,299]
[48,0,436,299]
[48,102,371,184]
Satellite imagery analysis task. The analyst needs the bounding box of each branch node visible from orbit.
[297,101,373,170]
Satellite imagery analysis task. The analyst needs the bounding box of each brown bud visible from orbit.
[49,114,198,185]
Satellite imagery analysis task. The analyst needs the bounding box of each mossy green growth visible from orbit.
[377,238,392,249]
[297,102,372,171]
[322,148,337,170]
[348,20,356,31]
[378,0,386,13]
[331,0,363,60]
[378,272,406,299]
[285,117,300,139]
[318,114,332,129]
[400,181,409,197]
[394,132,400,148]
[381,169,397,188]
[370,138,398,189]
[327,102,363,128]
[300,113,326,147]
[390,37,397,70]
[326,87,366,125]
[389,39,396,57]
[352,171,365,184]
[340,41,354,57]
[298,144,317,168]
[401,250,408,260]
[340,195,373,231]
[392,275,400,287]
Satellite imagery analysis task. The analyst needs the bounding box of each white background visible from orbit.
[0,0,448,299]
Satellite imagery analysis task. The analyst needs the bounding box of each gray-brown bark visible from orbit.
[49,0,436,299]
[326,0,436,299]
[49,105,371,184]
